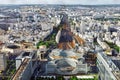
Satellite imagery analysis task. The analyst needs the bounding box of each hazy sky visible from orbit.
[0,0,120,5]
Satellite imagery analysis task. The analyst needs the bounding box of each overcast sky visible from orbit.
[0,0,120,5]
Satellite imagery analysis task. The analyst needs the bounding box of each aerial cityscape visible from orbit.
[0,2,120,80]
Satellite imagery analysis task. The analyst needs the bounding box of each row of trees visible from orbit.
[36,40,52,49]
[105,41,120,53]
[1,60,16,80]
[95,18,120,21]
[36,23,63,49]
[35,76,98,80]
[36,37,57,49]
[36,76,65,80]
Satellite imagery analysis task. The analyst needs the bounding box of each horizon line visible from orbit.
[0,3,120,6]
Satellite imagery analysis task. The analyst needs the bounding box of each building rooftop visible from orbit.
[112,71,120,80]
[16,51,36,59]
[49,49,82,60]
[11,58,30,80]
[7,45,20,49]
[112,60,120,70]
[56,58,77,72]
[98,52,120,80]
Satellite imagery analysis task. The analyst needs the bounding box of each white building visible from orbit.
[0,53,7,71]
[97,52,120,80]
[11,51,38,80]
[46,49,89,75]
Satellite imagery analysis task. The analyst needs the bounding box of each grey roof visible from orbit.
[112,60,120,70]
[59,50,76,57]
[56,58,77,68]
[49,49,77,60]
[55,58,78,72]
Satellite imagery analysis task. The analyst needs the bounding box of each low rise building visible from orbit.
[0,53,7,71]
[11,50,38,80]
[97,52,120,80]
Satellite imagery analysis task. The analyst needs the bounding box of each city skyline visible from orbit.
[0,3,120,80]
[0,0,120,5]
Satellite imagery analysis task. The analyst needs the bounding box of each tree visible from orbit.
[70,76,78,80]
